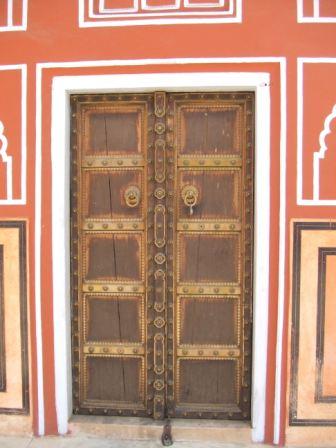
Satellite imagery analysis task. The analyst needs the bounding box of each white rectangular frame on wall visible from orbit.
[35,57,287,444]
[0,64,27,205]
[297,57,336,206]
[52,71,270,439]
[0,0,28,32]
[297,0,336,23]
[79,0,242,27]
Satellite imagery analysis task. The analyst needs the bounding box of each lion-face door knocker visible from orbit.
[181,185,199,216]
[124,185,141,208]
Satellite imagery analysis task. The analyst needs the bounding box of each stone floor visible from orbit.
[0,437,272,448]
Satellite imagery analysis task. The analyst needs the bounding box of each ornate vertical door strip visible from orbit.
[152,92,167,419]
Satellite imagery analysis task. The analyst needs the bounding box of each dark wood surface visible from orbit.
[71,92,254,421]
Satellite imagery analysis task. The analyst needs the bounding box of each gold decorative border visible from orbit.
[82,231,145,284]
[175,357,240,406]
[83,293,145,345]
[82,354,145,409]
[82,103,147,156]
[176,294,241,348]
[177,167,241,222]
[81,166,144,221]
[177,102,244,157]
[176,231,241,286]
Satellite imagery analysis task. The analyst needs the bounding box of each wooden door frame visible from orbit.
[50,71,271,440]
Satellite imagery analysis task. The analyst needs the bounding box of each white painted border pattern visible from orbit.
[297,0,336,23]
[313,104,336,201]
[0,64,27,205]
[35,58,286,444]
[297,58,336,206]
[79,0,241,27]
[0,121,13,200]
[0,0,28,32]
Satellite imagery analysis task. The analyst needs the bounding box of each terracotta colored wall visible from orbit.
[0,0,336,444]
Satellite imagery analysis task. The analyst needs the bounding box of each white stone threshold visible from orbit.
[68,416,252,444]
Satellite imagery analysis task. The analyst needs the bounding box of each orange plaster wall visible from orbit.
[0,0,335,443]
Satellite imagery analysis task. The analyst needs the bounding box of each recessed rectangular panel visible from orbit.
[86,356,142,403]
[180,106,242,155]
[84,233,143,282]
[290,222,336,425]
[177,359,238,405]
[179,296,239,346]
[87,110,141,155]
[321,254,336,398]
[85,295,142,343]
[178,169,241,221]
[178,233,240,284]
[0,222,29,413]
[83,169,143,220]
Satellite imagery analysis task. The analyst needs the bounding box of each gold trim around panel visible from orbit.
[83,344,145,356]
[177,222,241,232]
[82,354,146,408]
[83,156,145,168]
[176,294,241,347]
[82,292,145,345]
[83,283,145,293]
[176,231,241,286]
[177,156,242,168]
[175,356,241,406]
[83,220,144,231]
[176,348,240,358]
[176,285,241,295]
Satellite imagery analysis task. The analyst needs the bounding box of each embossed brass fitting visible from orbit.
[124,185,141,208]
[181,185,199,215]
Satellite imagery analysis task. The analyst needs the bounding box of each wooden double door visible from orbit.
[70,92,254,421]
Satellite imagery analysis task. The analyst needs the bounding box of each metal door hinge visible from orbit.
[161,420,173,446]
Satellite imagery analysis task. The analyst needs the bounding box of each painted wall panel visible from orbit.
[299,61,336,203]
[290,222,336,426]
[0,221,28,414]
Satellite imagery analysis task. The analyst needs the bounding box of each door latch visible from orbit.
[161,420,173,446]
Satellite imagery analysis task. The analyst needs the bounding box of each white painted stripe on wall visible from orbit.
[35,64,45,436]
[36,57,286,441]
[273,59,287,445]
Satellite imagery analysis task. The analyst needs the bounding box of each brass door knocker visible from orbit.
[124,185,141,208]
[181,185,199,215]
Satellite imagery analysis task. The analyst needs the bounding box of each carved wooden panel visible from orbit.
[71,92,254,421]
